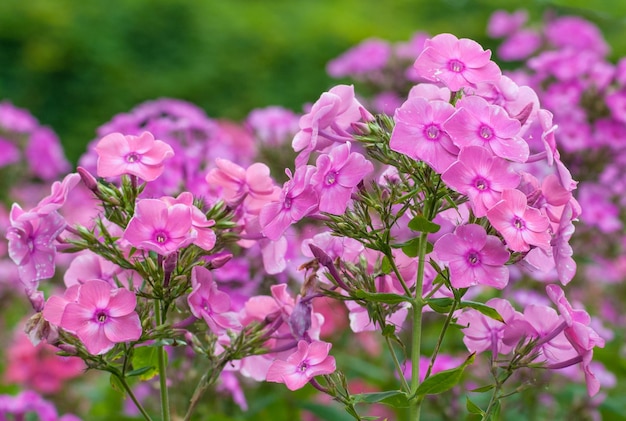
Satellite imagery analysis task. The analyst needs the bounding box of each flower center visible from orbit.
[513,217,525,230]
[155,231,168,243]
[125,152,140,163]
[448,59,465,73]
[284,197,293,209]
[95,310,108,323]
[474,177,488,191]
[325,171,337,186]
[466,251,480,266]
[479,125,494,140]
[297,361,308,372]
[424,124,440,140]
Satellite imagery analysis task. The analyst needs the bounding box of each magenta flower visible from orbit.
[310,143,373,214]
[206,158,276,209]
[187,266,240,333]
[434,224,510,289]
[56,280,142,355]
[160,192,216,251]
[442,146,520,217]
[444,96,529,162]
[94,131,174,181]
[123,198,195,255]
[259,166,318,240]
[266,340,336,390]
[456,297,520,355]
[6,204,66,292]
[32,173,81,216]
[413,33,501,92]
[389,97,458,173]
[487,189,551,252]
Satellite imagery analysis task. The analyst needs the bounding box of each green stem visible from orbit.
[154,300,171,421]
[409,231,429,421]
[116,373,153,421]
[384,335,410,393]
[425,298,458,379]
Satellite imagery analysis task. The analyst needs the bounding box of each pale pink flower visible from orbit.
[246,106,300,146]
[413,33,501,92]
[6,204,66,292]
[389,97,458,173]
[160,192,216,250]
[64,252,137,288]
[310,143,373,214]
[32,173,81,216]
[25,126,71,181]
[187,266,240,333]
[487,189,551,252]
[442,146,520,217]
[444,95,529,162]
[95,131,174,181]
[487,10,528,38]
[434,224,510,289]
[259,166,318,240]
[206,158,275,209]
[266,340,336,390]
[327,38,391,77]
[54,280,142,355]
[123,198,195,255]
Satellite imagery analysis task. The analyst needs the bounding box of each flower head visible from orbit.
[266,340,336,390]
[95,131,174,181]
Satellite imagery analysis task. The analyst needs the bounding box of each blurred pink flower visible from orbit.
[266,340,336,390]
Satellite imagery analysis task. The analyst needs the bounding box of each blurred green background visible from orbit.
[1,0,625,163]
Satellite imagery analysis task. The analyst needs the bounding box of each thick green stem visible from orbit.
[409,231,429,421]
[154,300,171,421]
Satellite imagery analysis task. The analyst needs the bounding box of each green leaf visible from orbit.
[460,301,504,323]
[131,346,161,381]
[109,373,125,394]
[426,297,454,313]
[381,255,392,274]
[469,384,495,393]
[353,290,412,305]
[466,397,485,415]
[400,237,420,257]
[352,390,410,408]
[408,215,440,233]
[415,353,475,396]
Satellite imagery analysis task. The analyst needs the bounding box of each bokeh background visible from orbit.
[1,0,625,164]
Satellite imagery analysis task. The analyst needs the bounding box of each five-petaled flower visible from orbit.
[266,340,336,390]
[95,131,174,181]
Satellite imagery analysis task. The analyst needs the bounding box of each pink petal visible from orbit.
[78,280,112,309]
[103,313,142,343]
[60,302,94,332]
[107,288,137,317]
[78,322,114,355]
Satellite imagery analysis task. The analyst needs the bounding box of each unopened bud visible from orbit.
[77,166,99,193]
[208,253,233,269]
[289,299,312,339]
[24,312,58,346]
[513,102,534,126]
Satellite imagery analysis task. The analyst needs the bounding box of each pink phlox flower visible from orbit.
[95,131,174,181]
[445,95,529,162]
[124,198,196,255]
[259,236,288,275]
[246,106,300,146]
[487,188,551,252]
[0,390,79,421]
[413,33,502,92]
[327,38,391,78]
[456,297,521,355]
[407,83,451,101]
[545,16,609,56]
[389,97,458,173]
[160,192,216,251]
[206,158,275,209]
[64,252,137,289]
[292,85,372,166]
[6,204,66,292]
[497,29,542,61]
[31,173,81,216]
[259,166,319,240]
[53,279,142,355]
[301,231,364,264]
[442,146,520,217]
[0,136,20,167]
[266,340,336,390]
[0,101,38,132]
[311,142,373,214]
[42,285,80,326]
[577,183,621,234]
[434,223,510,289]
[188,266,240,333]
[25,126,71,181]
[487,10,528,38]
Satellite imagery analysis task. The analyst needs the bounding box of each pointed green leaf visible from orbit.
[408,215,440,233]
[352,390,410,408]
[426,297,454,313]
[470,384,495,393]
[415,353,475,396]
[401,237,420,257]
[466,397,485,415]
[381,255,392,274]
[460,301,504,323]
[353,290,411,305]
[109,373,125,394]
